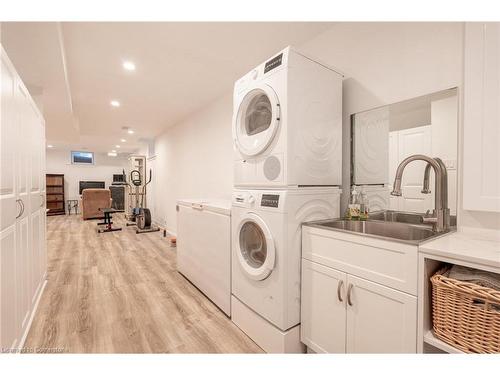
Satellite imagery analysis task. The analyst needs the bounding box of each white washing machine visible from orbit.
[230,188,341,353]
[232,46,343,188]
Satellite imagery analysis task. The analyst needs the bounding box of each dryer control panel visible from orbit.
[261,194,279,208]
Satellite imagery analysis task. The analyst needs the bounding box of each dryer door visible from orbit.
[233,84,280,157]
[236,213,276,280]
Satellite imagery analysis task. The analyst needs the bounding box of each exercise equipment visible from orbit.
[124,168,160,234]
[97,208,122,233]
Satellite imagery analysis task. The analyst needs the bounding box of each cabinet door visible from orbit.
[463,23,500,212]
[1,46,19,351]
[0,48,17,233]
[300,259,347,353]
[29,102,43,212]
[16,215,31,336]
[346,275,417,353]
[30,209,42,303]
[39,210,47,283]
[1,226,18,350]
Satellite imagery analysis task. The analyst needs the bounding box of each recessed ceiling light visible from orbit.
[115,145,121,148]
[122,61,136,71]
[127,129,134,134]
[111,150,116,153]
[120,139,126,143]
[108,152,117,157]
[110,100,120,107]
[47,145,53,148]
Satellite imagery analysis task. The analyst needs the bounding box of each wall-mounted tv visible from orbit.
[79,181,105,195]
[71,151,94,164]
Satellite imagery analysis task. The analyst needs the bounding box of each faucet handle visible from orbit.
[422,216,437,224]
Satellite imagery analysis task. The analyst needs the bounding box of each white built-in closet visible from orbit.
[1,45,47,351]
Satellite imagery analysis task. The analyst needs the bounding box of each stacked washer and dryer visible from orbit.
[230,47,343,353]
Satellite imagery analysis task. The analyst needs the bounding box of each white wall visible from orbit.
[46,149,128,205]
[153,22,500,234]
[153,94,233,231]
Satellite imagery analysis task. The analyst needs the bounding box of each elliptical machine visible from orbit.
[124,168,160,234]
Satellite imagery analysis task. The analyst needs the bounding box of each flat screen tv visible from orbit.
[79,181,105,195]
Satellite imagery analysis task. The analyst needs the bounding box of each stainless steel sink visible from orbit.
[368,210,457,227]
[305,219,450,245]
[368,210,424,225]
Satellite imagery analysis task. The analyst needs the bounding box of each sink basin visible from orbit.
[307,219,441,244]
[368,210,424,225]
[369,210,457,227]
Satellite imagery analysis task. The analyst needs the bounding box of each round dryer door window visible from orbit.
[237,214,276,280]
[233,84,280,157]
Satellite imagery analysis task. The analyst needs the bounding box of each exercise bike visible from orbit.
[124,168,160,234]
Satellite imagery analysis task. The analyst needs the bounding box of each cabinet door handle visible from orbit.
[337,280,344,302]
[347,283,354,306]
[16,199,23,219]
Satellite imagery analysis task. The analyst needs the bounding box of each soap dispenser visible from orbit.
[348,187,360,220]
[359,187,369,220]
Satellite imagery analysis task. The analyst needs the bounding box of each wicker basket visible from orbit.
[431,267,500,353]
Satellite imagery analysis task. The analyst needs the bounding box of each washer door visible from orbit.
[233,84,280,157]
[236,213,276,280]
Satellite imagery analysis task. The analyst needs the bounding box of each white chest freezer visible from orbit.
[176,199,231,316]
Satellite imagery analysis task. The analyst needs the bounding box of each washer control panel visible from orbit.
[261,194,280,208]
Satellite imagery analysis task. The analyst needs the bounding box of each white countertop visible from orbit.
[419,230,500,271]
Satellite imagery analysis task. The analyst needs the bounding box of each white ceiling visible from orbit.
[1,22,333,154]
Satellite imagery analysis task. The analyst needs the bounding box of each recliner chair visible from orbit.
[81,188,112,220]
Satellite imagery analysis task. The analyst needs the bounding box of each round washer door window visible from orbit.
[233,84,280,157]
[237,214,276,280]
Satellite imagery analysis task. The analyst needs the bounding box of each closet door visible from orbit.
[15,82,33,339]
[39,119,47,282]
[1,47,19,350]
[28,104,45,295]
[463,23,500,212]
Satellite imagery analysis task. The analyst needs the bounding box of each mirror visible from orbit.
[351,88,458,217]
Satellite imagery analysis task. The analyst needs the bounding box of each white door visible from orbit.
[0,48,19,351]
[390,126,433,213]
[233,84,280,157]
[300,259,347,353]
[463,23,500,212]
[346,275,417,353]
[236,213,275,280]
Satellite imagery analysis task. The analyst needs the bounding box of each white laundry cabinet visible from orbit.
[300,225,417,353]
[463,23,500,212]
[1,46,47,351]
[176,199,231,316]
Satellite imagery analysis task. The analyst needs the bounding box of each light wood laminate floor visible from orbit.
[24,214,262,353]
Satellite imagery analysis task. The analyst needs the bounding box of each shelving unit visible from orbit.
[46,173,65,215]
[417,231,500,354]
[423,330,464,354]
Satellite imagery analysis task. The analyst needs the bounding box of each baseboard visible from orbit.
[18,275,47,351]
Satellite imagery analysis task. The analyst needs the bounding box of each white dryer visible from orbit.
[232,46,343,188]
[230,188,341,353]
